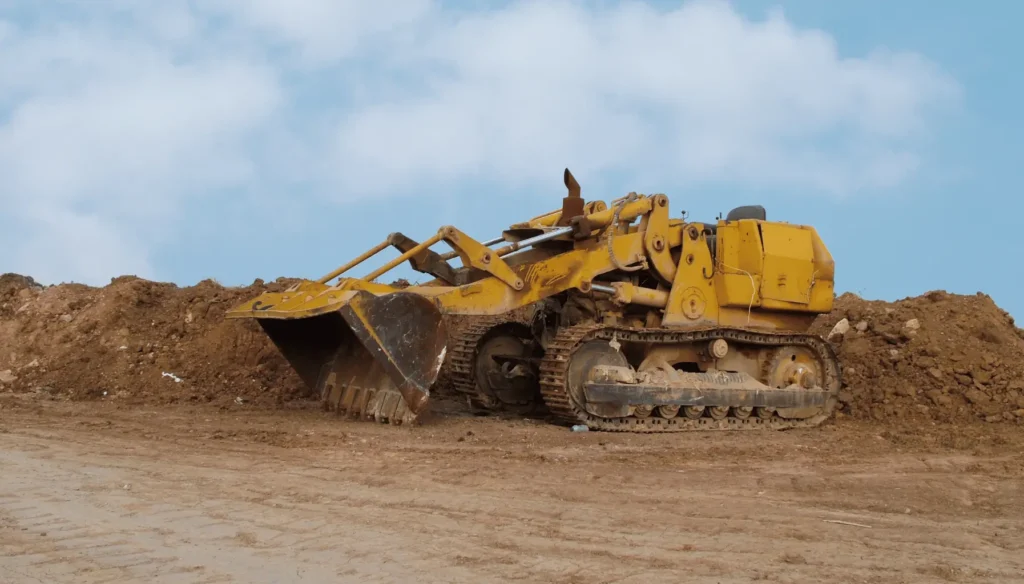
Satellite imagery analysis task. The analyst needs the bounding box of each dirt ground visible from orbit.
[2,273,1024,582]
[2,396,1023,584]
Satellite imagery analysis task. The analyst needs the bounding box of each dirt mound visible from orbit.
[0,274,307,406]
[0,272,525,409]
[812,291,1024,425]
[3,271,1023,427]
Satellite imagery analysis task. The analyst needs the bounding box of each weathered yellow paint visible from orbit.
[585,197,653,230]
[609,282,669,307]
[714,219,764,309]
[759,223,814,305]
[318,239,390,284]
[443,226,523,290]
[641,195,677,284]
[662,223,719,327]
[513,200,608,229]
[363,232,443,282]
[225,278,398,320]
[228,188,835,335]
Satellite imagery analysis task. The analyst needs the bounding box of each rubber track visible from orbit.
[538,323,841,432]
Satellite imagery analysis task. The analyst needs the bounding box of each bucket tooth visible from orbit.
[334,290,447,415]
[244,290,447,424]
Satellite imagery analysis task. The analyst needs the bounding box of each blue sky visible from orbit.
[2,1,1020,319]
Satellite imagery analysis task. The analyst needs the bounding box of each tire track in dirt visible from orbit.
[0,449,231,583]
[2,399,1024,581]
[3,406,1023,584]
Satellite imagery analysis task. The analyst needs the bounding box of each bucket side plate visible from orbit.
[238,289,448,425]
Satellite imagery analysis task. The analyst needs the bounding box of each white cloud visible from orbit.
[0,9,282,283]
[2,62,280,207]
[206,0,436,66]
[10,206,154,285]
[0,0,960,285]
[328,0,960,195]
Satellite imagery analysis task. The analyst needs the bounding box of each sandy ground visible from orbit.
[1,397,1023,584]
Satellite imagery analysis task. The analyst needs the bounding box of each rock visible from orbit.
[971,369,992,385]
[1014,409,1024,418]
[23,359,39,369]
[904,318,921,332]
[1017,397,1024,409]
[927,368,943,381]
[184,311,194,324]
[855,320,869,332]
[59,314,73,323]
[828,318,850,341]
[0,370,15,384]
[895,386,915,397]
[963,389,990,405]
[914,405,931,416]
[926,390,952,407]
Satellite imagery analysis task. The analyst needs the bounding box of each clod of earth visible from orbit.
[811,291,1024,425]
[2,273,1023,426]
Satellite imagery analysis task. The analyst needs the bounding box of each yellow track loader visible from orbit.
[226,170,840,432]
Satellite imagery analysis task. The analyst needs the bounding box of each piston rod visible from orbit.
[495,226,574,257]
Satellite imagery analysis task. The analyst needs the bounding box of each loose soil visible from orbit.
[2,273,1023,426]
[811,291,1024,425]
[0,273,307,407]
[0,398,1022,583]
[2,273,1024,582]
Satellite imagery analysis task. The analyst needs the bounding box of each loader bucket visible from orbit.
[237,289,448,425]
